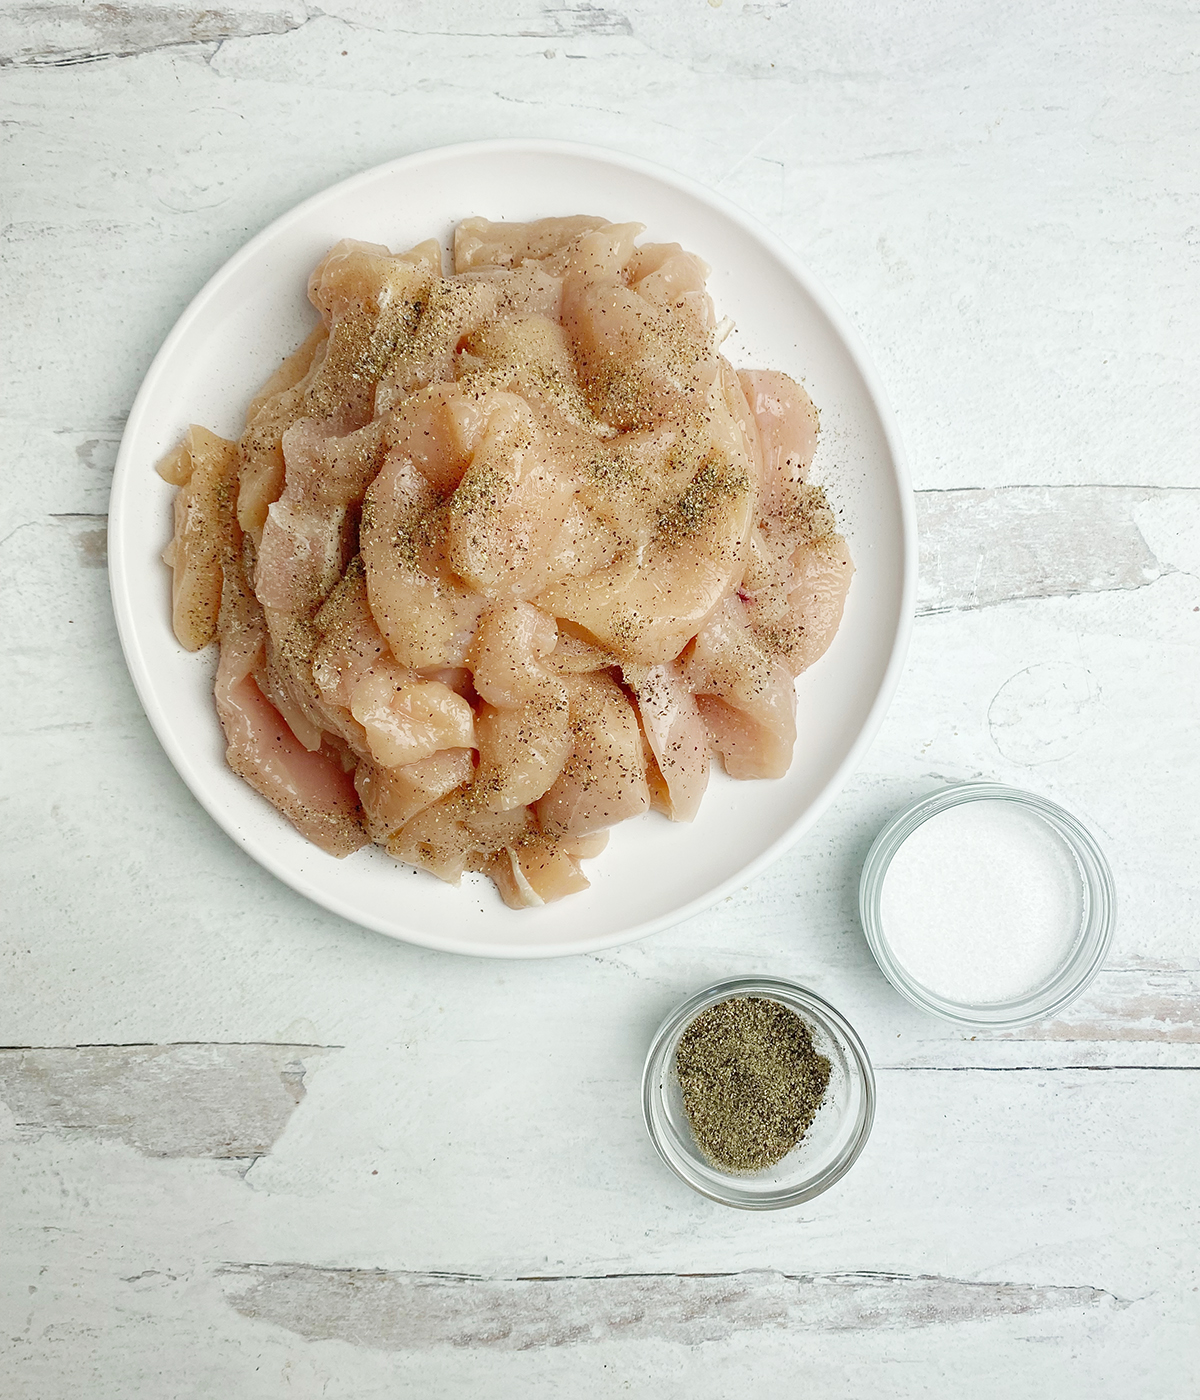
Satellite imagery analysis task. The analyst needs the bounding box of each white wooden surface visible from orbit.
[2,2,1199,1395]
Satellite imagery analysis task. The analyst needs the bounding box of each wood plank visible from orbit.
[3,8,1199,1394]
[2,1055,1195,1395]
[0,3,309,67]
[1003,967,1200,1044]
[869,968,1200,1069]
[916,486,1185,615]
[0,1043,337,1158]
[218,1262,1123,1350]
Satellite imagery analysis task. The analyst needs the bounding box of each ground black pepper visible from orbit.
[675,996,831,1172]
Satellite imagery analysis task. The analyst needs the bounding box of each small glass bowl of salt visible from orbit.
[859,784,1115,1028]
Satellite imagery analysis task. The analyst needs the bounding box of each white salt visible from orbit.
[879,799,1084,1005]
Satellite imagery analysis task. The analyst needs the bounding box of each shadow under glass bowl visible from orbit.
[641,976,875,1210]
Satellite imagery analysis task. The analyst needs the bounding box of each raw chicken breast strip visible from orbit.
[214,542,366,858]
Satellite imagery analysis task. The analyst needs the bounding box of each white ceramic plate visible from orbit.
[109,140,915,959]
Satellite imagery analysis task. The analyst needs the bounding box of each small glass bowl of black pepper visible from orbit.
[642,977,875,1209]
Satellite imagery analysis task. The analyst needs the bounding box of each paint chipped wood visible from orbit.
[4,2,1199,1393]
[866,967,1200,1070]
[50,512,108,566]
[219,1263,1124,1350]
[1005,967,1200,1044]
[0,1043,336,1158]
[917,486,1176,615]
[0,1,309,67]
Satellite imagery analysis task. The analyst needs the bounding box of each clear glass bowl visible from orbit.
[641,977,875,1209]
[859,783,1116,1029]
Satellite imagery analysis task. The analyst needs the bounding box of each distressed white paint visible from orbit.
[0,1043,332,1157]
[2,1,1199,1396]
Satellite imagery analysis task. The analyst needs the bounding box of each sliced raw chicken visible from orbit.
[238,238,440,540]
[641,727,673,818]
[736,368,853,675]
[682,597,797,781]
[625,660,710,822]
[737,369,819,504]
[445,393,608,599]
[361,451,485,668]
[260,602,370,760]
[254,419,354,615]
[245,323,330,425]
[457,314,609,437]
[386,789,535,888]
[311,560,388,709]
[214,545,366,856]
[544,630,618,675]
[349,665,476,768]
[463,803,535,849]
[488,835,590,910]
[562,224,715,431]
[161,217,854,910]
[385,383,489,494]
[235,326,330,540]
[536,673,650,838]
[787,525,856,673]
[473,699,572,813]
[535,375,759,663]
[255,636,325,753]
[561,830,609,861]
[308,237,442,323]
[628,242,712,310]
[158,426,239,652]
[467,601,571,812]
[454,216,609,271]
[468,600,566,709]
[355,748,474,843]
[374,274,508,410]
[386,792,475,885]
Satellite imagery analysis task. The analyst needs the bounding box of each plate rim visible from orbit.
[108,137,916,959]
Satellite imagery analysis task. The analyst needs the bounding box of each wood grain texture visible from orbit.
[0,1043,336,1157]
[915,486,1188,614]
[220,1263,1125,1349]
[2,1057,1196,1397]
[0,2,308,66]
[863,969,1200,1071]
[3,0,1199,1395]
[1006,968,1200,1045]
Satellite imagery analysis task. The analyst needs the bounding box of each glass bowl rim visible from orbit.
[641,975,876,1210]
[858,782,1117,1029]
